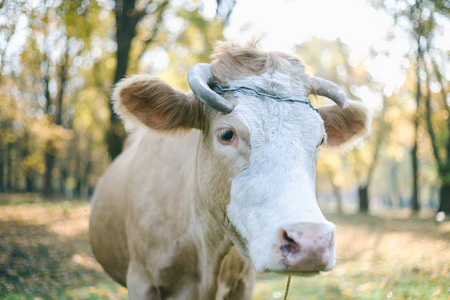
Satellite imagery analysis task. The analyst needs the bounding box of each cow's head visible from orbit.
[113,42,371,275]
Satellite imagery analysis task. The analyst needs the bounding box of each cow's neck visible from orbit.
[155,132,247,298]
[190,195,234,297]
[153,194,234,299]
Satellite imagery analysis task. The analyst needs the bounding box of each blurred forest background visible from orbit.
[1,0,449,215]
[1,0,450,299]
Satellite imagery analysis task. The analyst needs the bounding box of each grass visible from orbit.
[0,194,449,300]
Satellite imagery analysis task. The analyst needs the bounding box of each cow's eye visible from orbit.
[219,129,235,142]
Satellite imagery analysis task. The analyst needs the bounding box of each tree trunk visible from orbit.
[73,149,81,198]
[42,141,56,198]
[411,137,420,212]
[41,48,53,197]
[88,184,94,197]
[356,102,386,213]
[41,43,68,198]
[411,37,422,213]
[105,104,125,160]
[6,143,13,192]
[59,168,67,195]
[328,172,342,213]
[106,0,141,160]
[390,162,400,208]
[22,131,34,193]
[25,172,34,193]
[438,183,450,214]
[74,179,82,198]
[0,146,4,193]
[81,159,92,198]
[358,185,369,213]
[332,184,343,213]
[437,160,450,214]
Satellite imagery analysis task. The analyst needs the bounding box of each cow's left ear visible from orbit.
[112,74,205,131]
[318,100,372,149]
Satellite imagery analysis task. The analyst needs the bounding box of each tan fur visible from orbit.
[211,40,307,83]
[90,129,254,299]
[113,74,207,131]
[318,100,372,149]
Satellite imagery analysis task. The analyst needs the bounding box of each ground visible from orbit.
[0,194,449,300]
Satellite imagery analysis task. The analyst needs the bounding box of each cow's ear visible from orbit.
[318,100,372,149]
[112,74,205,131]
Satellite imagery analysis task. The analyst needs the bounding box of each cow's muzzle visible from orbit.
[277,222,335,274]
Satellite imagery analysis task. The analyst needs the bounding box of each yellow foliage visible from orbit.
[22,152,44,173]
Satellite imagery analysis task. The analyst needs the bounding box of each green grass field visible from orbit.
[0,194,449,299]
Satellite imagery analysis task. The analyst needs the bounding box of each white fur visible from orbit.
[224,72,333,272]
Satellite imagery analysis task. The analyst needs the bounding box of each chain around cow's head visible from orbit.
[210,83,318,112]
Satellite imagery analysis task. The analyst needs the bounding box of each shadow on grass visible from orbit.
[0,216,126,299]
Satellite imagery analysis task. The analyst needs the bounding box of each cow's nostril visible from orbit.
[283,230,295,243]
[281,230,300,255]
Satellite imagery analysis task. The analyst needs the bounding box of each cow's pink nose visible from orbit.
[279,222,335,272]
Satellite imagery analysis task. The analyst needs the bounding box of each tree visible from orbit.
[36,2,103,197]
[0,0,113,196]
[106,0,236,159]
[350,106,388,213]
[372,0,450,214]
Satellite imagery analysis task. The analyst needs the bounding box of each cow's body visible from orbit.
[90,41,371,299]
[90,130,255,298]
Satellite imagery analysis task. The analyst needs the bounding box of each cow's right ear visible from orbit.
[112,74,205,131]
[318,100,372,149]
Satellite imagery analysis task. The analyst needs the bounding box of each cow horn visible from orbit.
[187,63,234,113]
[309,77,349,109]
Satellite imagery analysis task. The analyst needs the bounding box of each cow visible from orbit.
[89,41,371,299]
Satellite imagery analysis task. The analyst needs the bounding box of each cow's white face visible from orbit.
[198,71,336,274]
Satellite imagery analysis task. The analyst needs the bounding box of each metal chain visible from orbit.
[210,83,318,112]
